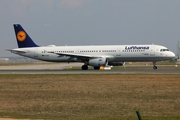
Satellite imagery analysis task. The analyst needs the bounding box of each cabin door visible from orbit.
[150,46,155,56]
[116,49,121,56]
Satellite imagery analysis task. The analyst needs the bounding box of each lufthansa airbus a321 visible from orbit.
[8,24,175,70]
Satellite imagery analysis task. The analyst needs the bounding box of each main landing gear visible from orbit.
[81,65,100,70]
[94,66,100,70]
[82,65,88,70]
[153,62,157,70]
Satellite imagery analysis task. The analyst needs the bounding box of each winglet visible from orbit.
[13,24,39,48]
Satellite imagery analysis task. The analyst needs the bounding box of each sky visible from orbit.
[0,0,180,57]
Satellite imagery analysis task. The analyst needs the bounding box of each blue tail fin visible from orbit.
[13,24,39,48]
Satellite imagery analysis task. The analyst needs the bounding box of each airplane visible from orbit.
[8,24,175,70]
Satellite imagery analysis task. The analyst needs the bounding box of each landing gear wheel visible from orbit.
[153,61,157,70]
[153,66,157,70]
[82,65,88,70]
[94,66,100,70]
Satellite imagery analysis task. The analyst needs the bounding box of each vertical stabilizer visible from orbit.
[13,24,39,48]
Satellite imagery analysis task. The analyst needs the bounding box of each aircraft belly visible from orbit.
[114,56,170,62]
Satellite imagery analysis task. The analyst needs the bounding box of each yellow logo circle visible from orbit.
[17,31,26,42]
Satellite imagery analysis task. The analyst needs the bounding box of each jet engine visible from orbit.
[88,58,108,67]
[108,62,125,66]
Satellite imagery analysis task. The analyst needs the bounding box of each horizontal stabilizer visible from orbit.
[6,49,27,54]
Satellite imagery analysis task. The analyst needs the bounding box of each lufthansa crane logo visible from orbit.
[17,31,26,42]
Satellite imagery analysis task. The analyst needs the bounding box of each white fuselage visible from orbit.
[11,44,175,63]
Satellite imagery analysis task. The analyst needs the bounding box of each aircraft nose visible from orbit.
[169,52,175,58]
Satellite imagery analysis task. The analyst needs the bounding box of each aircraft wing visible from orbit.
[49,52,93,59]
[49,52,113,60]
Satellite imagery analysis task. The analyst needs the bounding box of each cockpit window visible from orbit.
[160,49,169,52]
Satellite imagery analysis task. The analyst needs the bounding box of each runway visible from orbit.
[0,63,179,74]
[0,69,180,74]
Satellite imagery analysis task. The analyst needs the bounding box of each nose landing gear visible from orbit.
[153,62,157,70]
[153,65,157,70]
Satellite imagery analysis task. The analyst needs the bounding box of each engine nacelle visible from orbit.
[88,58,108,67]
[108,62,125,66]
